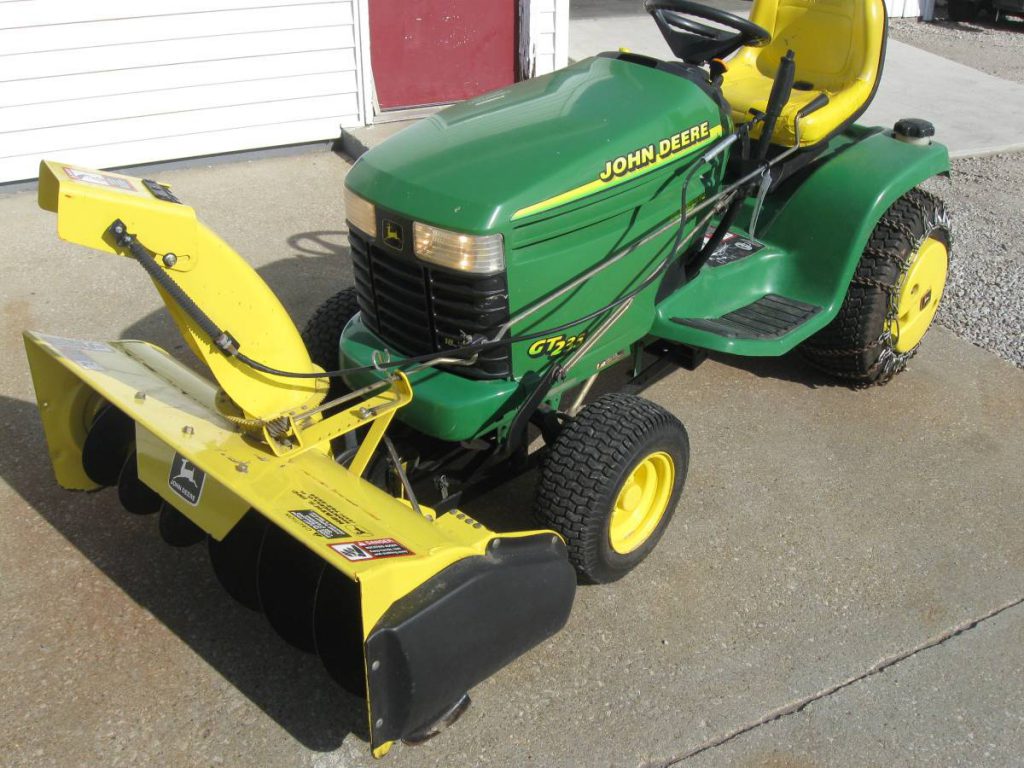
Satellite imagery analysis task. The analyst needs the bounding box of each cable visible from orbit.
[107,220,241,356]
[238,255,672,379]
[113,219,671,382]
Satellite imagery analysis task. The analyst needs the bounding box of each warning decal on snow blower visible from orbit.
[36,333,112,371]
[63,166,135,191]
[168,453,205,506]
[290,509,349,539]
[329,538,413,561]
[291,489,369,537]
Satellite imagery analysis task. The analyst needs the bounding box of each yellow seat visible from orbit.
[721,0,887,147]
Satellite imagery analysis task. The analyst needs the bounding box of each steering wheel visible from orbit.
[644,0,770,65]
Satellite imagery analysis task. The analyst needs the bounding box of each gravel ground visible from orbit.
[890,14,1024,85]
[888,12,1024,369]
[923,153,1024,368]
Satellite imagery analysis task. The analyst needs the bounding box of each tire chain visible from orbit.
[805,188,951,387]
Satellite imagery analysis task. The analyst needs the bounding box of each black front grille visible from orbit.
[350,230,511,379]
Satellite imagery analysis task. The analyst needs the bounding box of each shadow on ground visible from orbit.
[709,349,836,387]
[0,394,367,751]
[935,15,1024,31]
[3,232,366,751]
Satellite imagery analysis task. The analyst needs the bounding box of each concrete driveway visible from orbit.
[1,152,1022,767]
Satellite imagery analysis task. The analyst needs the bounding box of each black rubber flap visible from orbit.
[365,533,576,747]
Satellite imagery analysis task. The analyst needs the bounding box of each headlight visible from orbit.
[344,187,376,238]
[412,223,505,274]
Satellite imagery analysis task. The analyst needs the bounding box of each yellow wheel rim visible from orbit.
[608,451,675,555]
[888,235,948,353]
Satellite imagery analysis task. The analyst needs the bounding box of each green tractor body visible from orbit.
[341,53,949,443]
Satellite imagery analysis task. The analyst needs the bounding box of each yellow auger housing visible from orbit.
[25,161,575,757]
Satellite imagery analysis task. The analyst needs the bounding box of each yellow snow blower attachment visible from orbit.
[24,161,575,757]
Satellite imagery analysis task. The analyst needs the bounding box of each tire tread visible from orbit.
[535,393,688,583]
[301,287,361,400]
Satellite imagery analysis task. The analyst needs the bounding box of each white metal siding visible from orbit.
[527,0,569,77]
[884,0,925,18]
[0,0,364,182]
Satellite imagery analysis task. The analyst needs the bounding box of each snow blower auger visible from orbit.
[25,0,954,757]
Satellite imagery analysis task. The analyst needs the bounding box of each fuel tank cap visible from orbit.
[893,118,935,146]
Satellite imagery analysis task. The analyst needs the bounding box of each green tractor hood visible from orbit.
[346,55,727,232]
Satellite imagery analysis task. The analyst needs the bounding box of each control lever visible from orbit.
[755,49,796,162]
[796,92,830,120]
[748,167,774,238]
[748,92,830,237]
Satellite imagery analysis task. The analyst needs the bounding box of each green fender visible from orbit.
[763,127,950,319]
[653,126,950,355]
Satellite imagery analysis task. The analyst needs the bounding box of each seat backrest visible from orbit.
[741,0,885,92]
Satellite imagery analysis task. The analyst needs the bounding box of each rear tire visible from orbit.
[302,287,361,401]
[800,188,951,387]
[535,393,689,584]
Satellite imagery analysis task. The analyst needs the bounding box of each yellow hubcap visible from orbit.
[888,235,948,353]
[609,451,675,554]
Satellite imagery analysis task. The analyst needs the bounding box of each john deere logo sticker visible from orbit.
[382,219,403,250]
[168,453,205,506]
[598,121,712,182]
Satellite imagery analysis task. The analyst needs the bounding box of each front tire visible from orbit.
[535,393,689,583]
[302,287,361,400]
[801,188,951,387]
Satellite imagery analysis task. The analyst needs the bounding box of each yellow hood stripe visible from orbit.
[511,124,723,221]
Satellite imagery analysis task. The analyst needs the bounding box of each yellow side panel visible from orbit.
[23,335,104,490]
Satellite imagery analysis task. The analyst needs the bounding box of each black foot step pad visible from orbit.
[673,294,821,339]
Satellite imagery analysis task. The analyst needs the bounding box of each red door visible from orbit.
[369,0,517,111]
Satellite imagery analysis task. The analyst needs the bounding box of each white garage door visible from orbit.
[0,0,366,183]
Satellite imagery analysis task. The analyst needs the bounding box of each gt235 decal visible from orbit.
[527,333,586,359]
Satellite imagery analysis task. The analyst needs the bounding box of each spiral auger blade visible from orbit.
[82,403,133,486]
[117,449,163,515]
[208,509,268,612]
[313,564,366,698]
[256,525,325,652]
[158,502,206,547]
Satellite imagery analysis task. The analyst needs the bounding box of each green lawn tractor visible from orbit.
[24,0,951,757]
